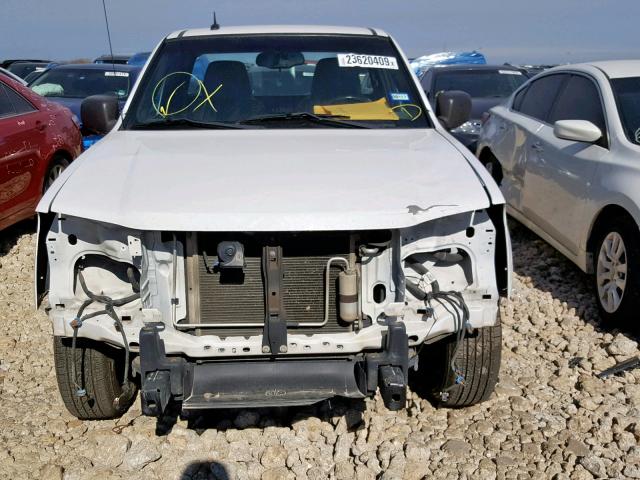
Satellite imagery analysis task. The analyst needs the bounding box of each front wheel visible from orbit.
[412,318,502,408]
[593,216,640,329]
[53,337,136,420]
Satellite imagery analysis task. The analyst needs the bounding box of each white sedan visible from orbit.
[477,60,640,327]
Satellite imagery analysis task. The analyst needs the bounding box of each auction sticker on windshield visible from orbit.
[337,54,398,69]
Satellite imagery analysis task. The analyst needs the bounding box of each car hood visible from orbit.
[38,128,494,231]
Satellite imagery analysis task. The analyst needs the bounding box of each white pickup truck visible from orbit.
[36,25,511,419]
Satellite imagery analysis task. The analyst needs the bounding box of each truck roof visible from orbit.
[165,25,388,40]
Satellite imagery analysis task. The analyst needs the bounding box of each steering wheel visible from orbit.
[325,95,370,105]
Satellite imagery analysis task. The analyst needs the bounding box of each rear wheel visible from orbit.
[413,318,502,408]
[53,336,136,420]
[593,216,640,329]
[44,156,69,192]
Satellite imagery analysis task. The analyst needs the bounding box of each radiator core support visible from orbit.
[261,245,288,354]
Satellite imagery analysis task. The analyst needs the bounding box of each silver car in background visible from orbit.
[477,60,640,328]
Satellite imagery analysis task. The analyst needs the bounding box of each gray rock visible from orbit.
[40,463,64,480]
[85,429,131,469]
[306,466,327,480]
[228,440,254,462]
[442,439,471,455]
[262,466,294,480]
[334,460,355,480]
[566,437,590,457]
[606,335,638,357]
[624,465,640,479]
[120,439,161,471]
[334,432,354,462]
[260,445,288,469]
[355,464,377,480]
[510,396,532,412]
[579,456,606,477]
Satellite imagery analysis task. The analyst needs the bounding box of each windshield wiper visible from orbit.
[239,112,370,128]
[129,118,247,130]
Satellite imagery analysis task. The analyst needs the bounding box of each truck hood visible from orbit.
[38,128,494,231]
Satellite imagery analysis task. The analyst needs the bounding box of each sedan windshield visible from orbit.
[124,34,429,129]
[434,69,527,98]
[30,68,134,99]
[611,77,640,146]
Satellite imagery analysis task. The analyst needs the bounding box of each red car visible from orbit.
[0,74,81,230]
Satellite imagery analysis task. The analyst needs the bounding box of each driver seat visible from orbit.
[310,57,362,106]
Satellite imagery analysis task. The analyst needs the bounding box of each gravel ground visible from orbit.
[1,219,639,480]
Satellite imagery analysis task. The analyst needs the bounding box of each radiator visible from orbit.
[185,232,353,336]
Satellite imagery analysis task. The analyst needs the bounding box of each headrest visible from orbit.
[311,57,362,105]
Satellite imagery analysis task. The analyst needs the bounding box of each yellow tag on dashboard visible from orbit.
[313,97,399,121]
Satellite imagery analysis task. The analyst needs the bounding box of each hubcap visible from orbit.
[46,164,65,190]
[485,161,494,175]
[596,231,628,313]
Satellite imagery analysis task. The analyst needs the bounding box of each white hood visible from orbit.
[39,128,495,231]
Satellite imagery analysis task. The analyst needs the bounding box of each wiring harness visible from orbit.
[69,266,140,410]
[405,260,471,399]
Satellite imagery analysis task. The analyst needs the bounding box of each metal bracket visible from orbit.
[139,322,185,416]
[261,246,288,354]
[365,321,409,410]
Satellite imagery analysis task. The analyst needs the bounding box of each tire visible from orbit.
[481,151,503,186]
[592,215,640,330]
[415,318,502,408]
[44,156,70,192]
[53,336,136,420]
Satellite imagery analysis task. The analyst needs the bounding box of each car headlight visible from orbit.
[451,120,482,136]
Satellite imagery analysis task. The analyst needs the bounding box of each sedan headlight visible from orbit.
[451,120,482,136]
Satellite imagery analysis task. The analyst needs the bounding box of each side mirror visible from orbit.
[81,94,119,135]
[553,120,602,143]
[436,90,472,130]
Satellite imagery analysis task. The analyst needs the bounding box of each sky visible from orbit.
[2,0,639,65]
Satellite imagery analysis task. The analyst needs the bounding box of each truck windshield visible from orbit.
[611,77,640,146]
[124,34,430,129]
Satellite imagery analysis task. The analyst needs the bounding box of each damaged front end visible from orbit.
[37,205,510,416]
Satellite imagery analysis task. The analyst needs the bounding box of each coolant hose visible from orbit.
[406,259,440,293]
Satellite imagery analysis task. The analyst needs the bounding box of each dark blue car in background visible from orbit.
[29,63,140,148]
[127,51,151,67]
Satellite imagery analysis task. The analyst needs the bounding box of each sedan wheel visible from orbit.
[596,231,627,313]
[47,164,65,187]
[593,216,640,331]
[44,157,70,192]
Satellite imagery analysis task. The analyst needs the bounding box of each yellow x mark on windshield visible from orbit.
[193,83,223,112]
